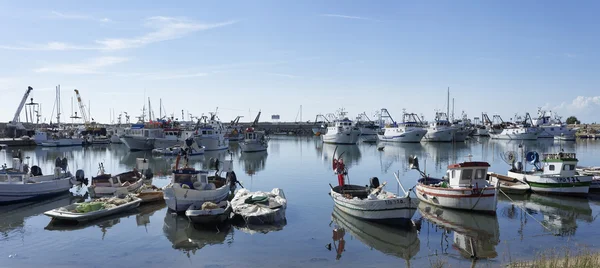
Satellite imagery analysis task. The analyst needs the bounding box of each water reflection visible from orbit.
[239,151,268,175]
[378,143,426,173]
[504,194,593,236]
[419,203,500,260]
[1,193,77,238]
[321,144,361,170]
[232,219,286,235]
[162,211,233,256]
[136,202,167,228]
[330,206,420,264]
[420,142,470,173]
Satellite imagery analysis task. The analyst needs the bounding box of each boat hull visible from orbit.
[424,129,454,142]
[330,187,419,225]
[415,184,498,214]
[0,178,73,203]
[41,138,83,147]
[377,129,427,143]
[91,178,144,196]
[507,171,591,196]
[538,126,577,139]
[186,202,231,225]
[163,184,230,212]
[44,198,142,222]
[322,131,361,145]
[121,135,154,151]
[195,136,229,151]
[240,141,268,153]
[153,138,182,149]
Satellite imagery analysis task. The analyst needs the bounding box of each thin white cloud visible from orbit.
[564,53,578,58]
[1,16,237,51]
[34,56,129,74]
[264,72,301,79]
[49,11,112,23]
[148,72,208,80]
[320,14,379,22]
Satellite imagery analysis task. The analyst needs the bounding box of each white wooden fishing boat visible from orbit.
[152,143,205,156]
[410,156,499,214]
[506,151,592,196]
[377,111,427,143]
[90,135,111,145]
[163,156,237,212]
[121,123,163,151]
[88,162,148,196]
[0,157,75,203]
[185,201,231,225]
[576,166,600,191]
[533,108,577,139]
[322,109,361,145]
[231,188,287,225]
[44,196,142,222]
[328,150,418,225]
[487,172,531,195]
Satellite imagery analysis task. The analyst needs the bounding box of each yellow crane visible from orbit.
[74,89,91,126]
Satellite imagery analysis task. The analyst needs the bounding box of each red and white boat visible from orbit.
[410,157,499,214]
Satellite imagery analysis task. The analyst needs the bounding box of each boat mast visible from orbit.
[447,87,450,120]
[56,85,61,128]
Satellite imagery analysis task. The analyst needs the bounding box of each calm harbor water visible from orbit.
[2,137,600,268]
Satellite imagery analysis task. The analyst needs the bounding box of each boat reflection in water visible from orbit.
[418,203,500,260]
[330,206,420,264]
[321,144,361,170]
[239,151,268,175]
[162,211,233,256]
[136,202,167,228]
[503,194,593,236]
[1,193,77,236]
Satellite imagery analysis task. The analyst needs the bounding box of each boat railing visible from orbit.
[543,152,577,160]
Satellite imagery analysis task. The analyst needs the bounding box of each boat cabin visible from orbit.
[445,162,490,188]
[172,168,228,190]
[329,118,358,133]
[540,152,578,176]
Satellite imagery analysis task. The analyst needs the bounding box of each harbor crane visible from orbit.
[74,89,91,126]
[8,86,34,130]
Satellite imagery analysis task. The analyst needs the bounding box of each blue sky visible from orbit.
[1,1,599,124]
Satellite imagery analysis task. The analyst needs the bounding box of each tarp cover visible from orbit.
[231,188,287,224]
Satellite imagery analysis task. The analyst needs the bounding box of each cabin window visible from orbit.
[550,128,554,131]
[549,165,555,171]
[461,169,474,180]
[474,169,486,179]
[202,131,207,135]
[451,170,455,178]
[208,131,213,135]
[144,130,149,137]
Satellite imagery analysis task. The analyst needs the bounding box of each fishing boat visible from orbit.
[44,195,142,222]
[136,185,164,203]
[328,150,418,225]
[576,166,600,191]
[312,114,330,136]
[163,154,238,212]
[377,110,427,143]
[504,148,592,197]
[487,172,531,195]
[193,113,229,151]
[489,113,541,140]
[240,111,269,153]
[533,108,577,139]
[355,112,380,142]
[121,123,164,151]
[185,201,232,225]
[88,158,152,196]
[418,202,500,259]
[410,156,499,214]
[225,116,244,142]
[153,128,187,149]
[89,135,110,145]
[423,112,455,142]
[322,109,361,145]
[0,157,77,203]
[231,188,287,225]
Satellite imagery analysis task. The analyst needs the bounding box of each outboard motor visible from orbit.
[61,158,68,171]
[75,169,89,186]
[31,165,43,176]
[227,171,238,189]
[369,177,380,189]
[144,168,154,180]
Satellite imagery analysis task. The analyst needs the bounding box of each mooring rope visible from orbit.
[499,189,552,232]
